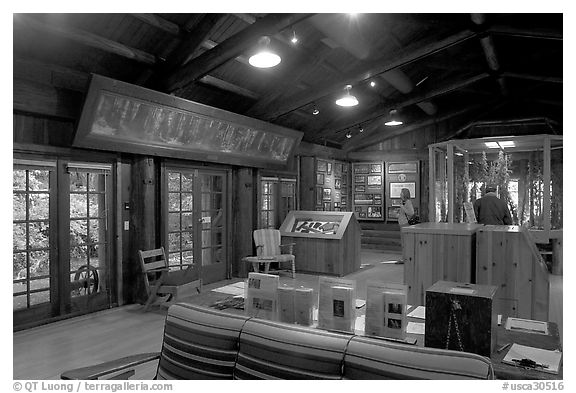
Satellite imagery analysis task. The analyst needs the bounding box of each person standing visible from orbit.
[398,188,414,227]
[473,184,512,225]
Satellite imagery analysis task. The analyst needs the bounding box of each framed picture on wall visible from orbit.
[323,188,332,200]
[327,162,333,175]
[316,173,325,185]
[359,211,367,218]
[367,175,382,186]
[334,163,343,176]
[388,206,401,220]
[388,162,418,174]
[316,187,323,205]
[370,163,382,173]
[368,206,382,218]
[342,176,347,186]
[390,182,416,198]
[323,202,332,211]
[317,160,327,172]
[354,164,370,174]
[355,175,366,183]
[355,185,366,192]
[343,164,349,173]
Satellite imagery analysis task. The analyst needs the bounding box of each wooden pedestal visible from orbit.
[425,280,498,358]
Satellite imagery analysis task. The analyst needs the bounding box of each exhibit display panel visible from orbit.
[428,135,562,243]
[385,161,420,222]
[351,162,384,220]
[280,211,361,276]
[401,222,483,306]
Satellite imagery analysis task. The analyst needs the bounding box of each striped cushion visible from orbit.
[156,303,249,380]
[235,318,351,380]
[343,336,494,380]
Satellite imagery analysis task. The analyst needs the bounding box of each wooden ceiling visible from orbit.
[13,13,562,152]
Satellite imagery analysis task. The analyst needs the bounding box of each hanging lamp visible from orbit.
[384,109,403,126]
[335,85,358,107]
[249,36,281,68]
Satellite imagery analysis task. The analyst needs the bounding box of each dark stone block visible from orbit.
[425,280,498,357]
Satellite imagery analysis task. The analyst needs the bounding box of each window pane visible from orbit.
[89,194,104,218]
[29,222,49,249]
[13,295,27,310]
[168,172,181,191]
[29,250,50,278]
[169,252,181,266]
[182,212,194,230]
[13,223,27,252]
[168,233,181,251]
[70,194,88,217]
[30,277,50,291]
[70,219,88,245]
[91,245,103,268]
[70,172,88,192]
[88,219,101,243]
[13,170,26,191]
[13,252,27,279]
[29,170,50,191]
[70,245,88,273]
[13,194,26,221]
[182,173,193,191]
[89,173,106,191]
[181,231,193,250]
[168,213,180,231]
[213,176,223,192]
[29,193,50,220]
[168,193,180,211]
[181,193,193,211]
[182,251,194,266]
[30,290,50,306]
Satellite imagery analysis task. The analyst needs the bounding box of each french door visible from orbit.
[164,166,228,285]
[13,159,114,329]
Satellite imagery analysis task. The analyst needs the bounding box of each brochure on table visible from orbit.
[245,272,279,320]
[317,276,356,333]
[278,284,314,326]
[365,282,408,340]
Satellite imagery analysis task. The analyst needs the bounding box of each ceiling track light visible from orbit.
[335,85,358,107]
[358,125,364,133]
[312,105,320,115]
[346,131,352,139]
[291,30,298,44]
[249,36,281,68]
[384,109,403,126]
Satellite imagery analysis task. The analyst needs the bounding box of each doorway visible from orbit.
[164,167,228,285]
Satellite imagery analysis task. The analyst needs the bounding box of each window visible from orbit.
[167,171,195,271]
[13,163,55,310]
[259,176,296,229]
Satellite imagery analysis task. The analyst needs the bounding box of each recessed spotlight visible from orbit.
[312,108,319,115]
[370,81,376,87]
[291,30,298,45]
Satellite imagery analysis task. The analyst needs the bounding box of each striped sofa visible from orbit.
[61,303,494,380]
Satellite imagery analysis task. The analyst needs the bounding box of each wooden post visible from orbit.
[428,146,436,222]
[543,136,551,239]
[232,168,256,278]
[128,157,157,304]
[447,143,454,223]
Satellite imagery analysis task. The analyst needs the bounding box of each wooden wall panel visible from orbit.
[232,167,256,278]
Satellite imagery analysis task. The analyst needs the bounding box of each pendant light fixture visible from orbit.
[249,36,281,68]
[384,109,403,126]
[335,85,358,107]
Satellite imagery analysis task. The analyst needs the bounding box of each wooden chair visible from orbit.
[244,229,296,278]
[138,247,201,311]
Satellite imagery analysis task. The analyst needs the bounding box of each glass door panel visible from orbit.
[199,173,226,284]
[13,164,56,326]
[67,169,111,313]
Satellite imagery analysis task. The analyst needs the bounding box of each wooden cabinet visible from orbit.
[476,225,549,321]
[280,211,361,276]
[401,223,483,306]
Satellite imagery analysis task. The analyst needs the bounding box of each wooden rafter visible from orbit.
[16,14,158,65]
[130,13,181,36]
[488,25,562,40]
[160,13,315,93]
[258,29,478,121]
[471,14,507,96]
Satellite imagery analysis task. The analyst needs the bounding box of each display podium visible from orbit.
[280,211,361,276]
[401,223,483,306]
[476,225,550,321]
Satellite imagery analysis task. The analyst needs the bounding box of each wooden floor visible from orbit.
[13,249,562,380]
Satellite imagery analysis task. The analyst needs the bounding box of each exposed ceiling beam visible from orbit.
[130,13,181,36]
[488,25,562,40]
[16,14,159,65]
[161,13,315,93]
[14,57,90,92]
[259,29,478,121]
[312,72,490,143]
[343,106,480,152]
[471,14,507,96]
[502,72,562,84]
[198,75,260,100]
